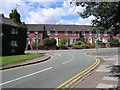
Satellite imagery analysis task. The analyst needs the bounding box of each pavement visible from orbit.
[0,55,51,70]
[74,54,119,89]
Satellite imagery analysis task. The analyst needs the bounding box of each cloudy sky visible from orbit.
[1,0,95,25]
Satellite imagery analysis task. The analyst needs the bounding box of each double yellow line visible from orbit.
[55,54,100,89]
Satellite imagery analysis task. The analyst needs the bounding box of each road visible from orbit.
[1,48,119,88]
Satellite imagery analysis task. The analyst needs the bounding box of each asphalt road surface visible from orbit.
[1,48,119,88]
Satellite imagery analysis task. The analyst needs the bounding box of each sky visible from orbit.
[1,0,95,25]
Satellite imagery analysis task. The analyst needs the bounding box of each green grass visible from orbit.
[0,54,44,66]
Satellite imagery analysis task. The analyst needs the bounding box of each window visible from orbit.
[82,31,85,35]
[102,38,108,43]
[96,31,100,38]
[89,31,92,36]
[72,31,76,36]
[70,38,76,45]
[47,31,50,35]
[104,31,107,36]
[55,31,58,35]
[32,38,36,43]
[11,28,18,34]
[65,31,68,35]
[34,31,38,35]
[11,40,18,47]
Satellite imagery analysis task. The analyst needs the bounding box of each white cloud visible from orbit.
[1,0,95,25]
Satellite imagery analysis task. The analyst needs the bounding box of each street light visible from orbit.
[35,32,39,54]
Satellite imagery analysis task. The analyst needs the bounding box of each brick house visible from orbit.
[27,24,110,49]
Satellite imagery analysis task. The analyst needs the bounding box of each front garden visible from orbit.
[30,37,120,50]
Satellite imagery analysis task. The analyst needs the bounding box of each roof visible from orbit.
[0,14,17,26]
[27,24,95,31]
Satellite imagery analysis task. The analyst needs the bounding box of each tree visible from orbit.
[9,9,21,24]
[71,1,120,36]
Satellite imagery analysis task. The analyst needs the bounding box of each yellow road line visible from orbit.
[55,54,100,89]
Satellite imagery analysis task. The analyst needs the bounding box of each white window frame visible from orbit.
[55,31,58,35]
[70,38,76,45]
[11,28,18,34]
[11,40,18,47]
[82,31,85,35]
[104,31,107,36]
[65,31,68,36]
[102,38,108,43]
[47,31,50,35]
[72,31,76,36]
[89,31,92,36]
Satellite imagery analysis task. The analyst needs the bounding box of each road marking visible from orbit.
[96,83,117,88]
[62,60,72,64]
[0,67,52,86]
[55,54,100,89]
[102,76,118,81]
[62,54,74,64]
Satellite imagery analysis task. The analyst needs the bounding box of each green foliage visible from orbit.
[110,38,120,47]
[59,45,68,49]
[2,24,27,56]
[76,40,85,46]
[42,38,56,47]
[72,45,82,49]
[1,54,44,66]
[9,9,21,24]
[9,9,26,28]
[32,43,37,49]
[73,2,120,36]
[59,37,68,46]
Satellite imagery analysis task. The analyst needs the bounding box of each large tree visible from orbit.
[71,1,120,36]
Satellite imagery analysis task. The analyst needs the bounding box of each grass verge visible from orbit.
[0,54,44,66]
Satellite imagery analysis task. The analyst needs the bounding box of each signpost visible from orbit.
[96,30,99,55]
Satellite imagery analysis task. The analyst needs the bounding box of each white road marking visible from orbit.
[102,76,118,81]
[62,54,74,65]
[96,65,110,72]
[62,60,72,64]
[0,67,52,86]
[96,83,117,88]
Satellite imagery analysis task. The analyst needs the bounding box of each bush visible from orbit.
[110,38,120,47]
[59,45,68,49]
[72,45,82,49]
[76,40,85,46]
[32,43,37,49]
[38,45,46,50]
[42,38,56,47]
[67,44,73,47]
[59,37,68,46]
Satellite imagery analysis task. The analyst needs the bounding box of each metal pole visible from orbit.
[36,35,38,54]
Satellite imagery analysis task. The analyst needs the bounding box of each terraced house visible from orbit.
[27,24,110,49]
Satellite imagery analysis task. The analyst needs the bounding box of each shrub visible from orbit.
[59,45,68,49]
[38,45,46,50]
[67,44,73,47]
[32,43,37,49]
[42,38,56,47]
[110,38,120,47]
[76,40,85,46]
[59,37,68,46]
[72,45,82,49]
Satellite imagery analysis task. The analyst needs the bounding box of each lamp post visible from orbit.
[35,32,39,54]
